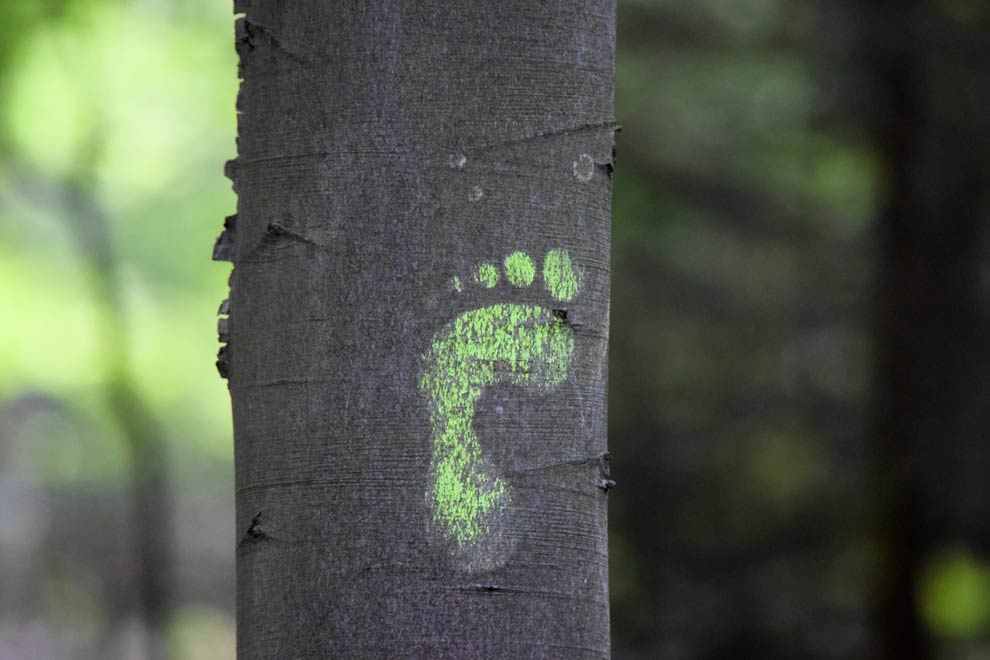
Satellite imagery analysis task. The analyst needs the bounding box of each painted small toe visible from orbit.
[474,263,498,288]
[504,251,535,287]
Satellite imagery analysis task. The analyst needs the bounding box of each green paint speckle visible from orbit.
[474,263,498,288]
[504,251,536,287]
[424,249,582,555]
[542,249,580,302]
[452,276,463,293]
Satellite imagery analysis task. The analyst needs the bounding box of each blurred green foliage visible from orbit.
[919,547,990,639]
[1,0,237,473]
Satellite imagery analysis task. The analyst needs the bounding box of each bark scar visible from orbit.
[235,17,311,67]
[238,511,274,548]
[242,222,322,262]
[265,221,316,244]
[467,121,621,153]
[597,452,616,492]
[212,214,237,262]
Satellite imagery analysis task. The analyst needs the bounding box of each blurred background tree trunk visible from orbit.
[853,1,990,658]
[218,2,615,658]
[6,156,174,660]
[831,0,990,660]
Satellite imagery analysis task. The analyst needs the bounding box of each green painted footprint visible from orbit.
[421,249,582,569]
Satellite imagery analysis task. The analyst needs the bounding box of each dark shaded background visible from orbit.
[0,1,987,659]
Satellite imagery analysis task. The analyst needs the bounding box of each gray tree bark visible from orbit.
[215,2,616,658]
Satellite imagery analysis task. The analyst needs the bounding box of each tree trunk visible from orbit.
[217,2,616,658]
